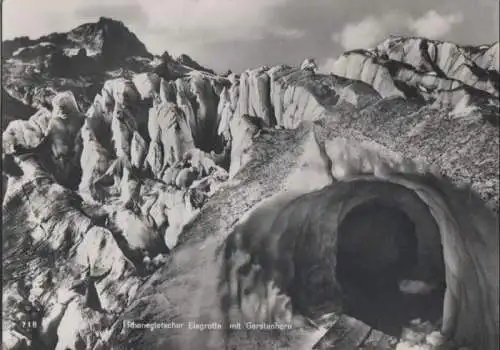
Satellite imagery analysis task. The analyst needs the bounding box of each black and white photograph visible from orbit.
[1,1,499,349]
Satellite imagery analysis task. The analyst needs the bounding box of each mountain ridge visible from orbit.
[1,17,499,350]
[2,18,499,127]
[2,17,152,60]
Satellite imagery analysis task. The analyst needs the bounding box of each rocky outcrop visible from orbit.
[3,108,51,154]
[217,65,497,206]
[472,42,499,72]
[79,74,227,220]
[69,17,152,64]
[3,91,84,189]
[218,65,383,138]
[331,52,405,99]
[146,101,195,178]
[2,69,231,349]
[175,54,215,75]
[235,68,274,126]
[1,146,143,349]
[325,37,500,123]
[1,89,38,131]
[132,72,161,101]
[174,72,228,152]
[1,18,219,123]
[3,17,151,64]
[1,17,155,116]
[376,37,499,91]
[111,121,498,350]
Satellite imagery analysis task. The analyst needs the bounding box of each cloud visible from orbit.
[135,0,299,54]
[409,10,464,39]
[269,26,306,40]
[332,10,465,51]
[137,0,291,44]
[2,0,147,39]
[324,9,466,73]
[332,12,410,50]
[332,17,386,50]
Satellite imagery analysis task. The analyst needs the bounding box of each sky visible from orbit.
[3,0,499,73]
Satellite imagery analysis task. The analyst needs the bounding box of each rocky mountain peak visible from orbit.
[68,17,152,62]
[2,17,151,65]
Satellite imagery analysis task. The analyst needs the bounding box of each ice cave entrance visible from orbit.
[335,199,445,336]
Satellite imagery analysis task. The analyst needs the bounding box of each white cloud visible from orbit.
[139,0,291,43]
[409,10,464,39]
[332,17,385,50]
[269,26,306,40]
[138,0,299,54]
[332,10,465,51]
[332,12,409,51]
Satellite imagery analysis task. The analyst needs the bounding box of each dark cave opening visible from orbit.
[335,200,445,337]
